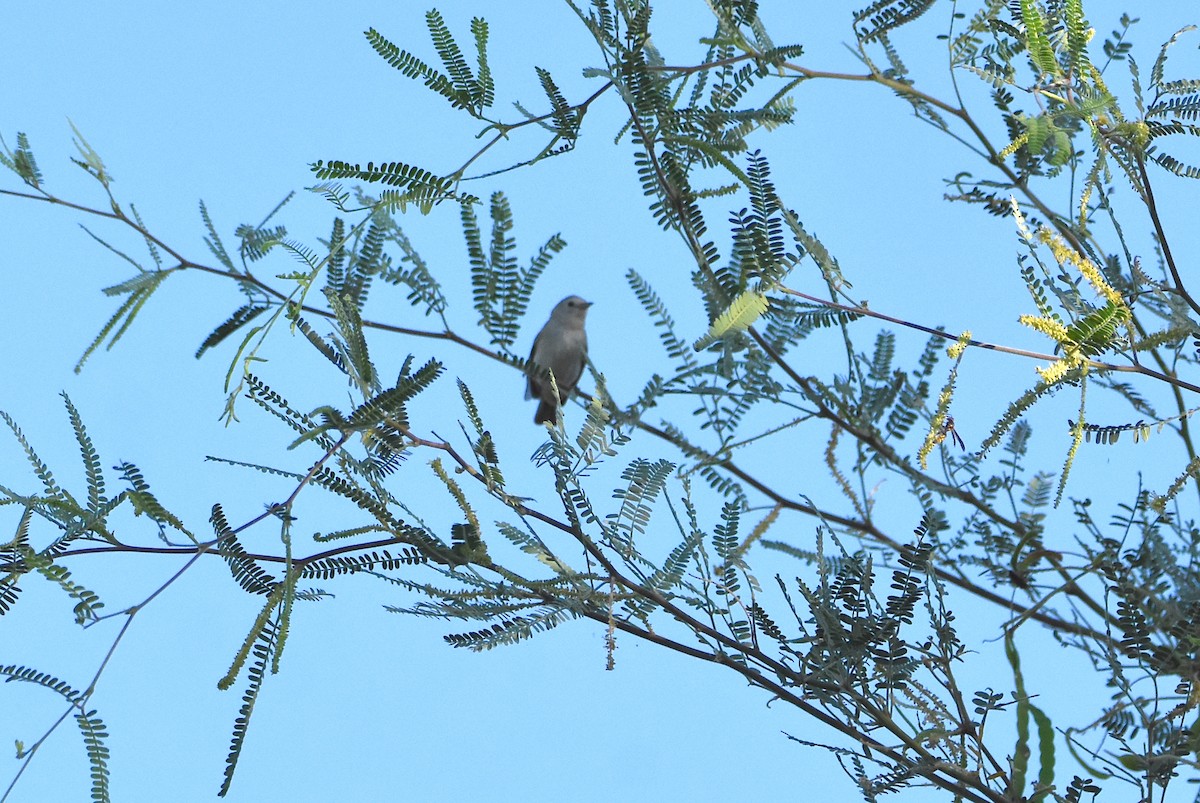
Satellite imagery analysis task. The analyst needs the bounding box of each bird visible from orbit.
[525,295,592,424]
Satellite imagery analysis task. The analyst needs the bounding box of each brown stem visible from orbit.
[1135,153,1200,319]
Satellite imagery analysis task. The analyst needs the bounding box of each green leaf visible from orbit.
[693,289,769,350]
[75,709,111,803]
[115,461,192,538]
[76,270,169,373]
[1020,0,1060,78]
[363,27,461,107]
[196,305,270,359]
[4,131,44,187]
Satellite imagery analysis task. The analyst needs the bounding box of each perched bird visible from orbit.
[525,295,592,424]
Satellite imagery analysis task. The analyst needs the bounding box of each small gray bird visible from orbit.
[525,295,592,424]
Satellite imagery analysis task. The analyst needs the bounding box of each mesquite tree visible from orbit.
[4,1,1200,800]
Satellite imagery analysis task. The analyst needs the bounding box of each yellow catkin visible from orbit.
[1010,197,1035,243]
[1035,359,1072,384]
[1036,228,1125,308]
[947,330,972,359]
[1018,314,1070,341]
[998,132,1030,161]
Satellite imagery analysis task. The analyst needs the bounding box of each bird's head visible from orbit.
[551,295,592,326]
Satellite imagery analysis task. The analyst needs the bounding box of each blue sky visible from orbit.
[3,2,1200,801]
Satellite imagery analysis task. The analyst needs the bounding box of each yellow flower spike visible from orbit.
[918,331,973,470]
[1078,259,1126,309]
[1035,359,1072,385]
[1131,121,1151,149]
[1019,311,1091,386]
[1010,197,1035,244]
[947,330,971,359]
[1019,314,1070,342]
[1035,228,1127,309]
[999,132,1030,161]
[1089,65,1113,111]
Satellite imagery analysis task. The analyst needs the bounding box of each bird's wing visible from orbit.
[525,330,543,400]
[574,334,587,384]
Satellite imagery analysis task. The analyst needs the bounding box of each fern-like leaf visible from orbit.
[212,505,278,595]
[607,458,676,552]
[693,289,769,351]
[853,0,937,45]
[196,304,269,359]
[3,131,44,187]
[75,709,111,803]
[363,27,461,107]
[218,612,280,797]
[76,270,168,373]
[312,159,456,211]
[444,607,574,650]
[115,461,192,538]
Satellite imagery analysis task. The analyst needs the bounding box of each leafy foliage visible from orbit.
[464,192,564,350]
[6,1,1200,801]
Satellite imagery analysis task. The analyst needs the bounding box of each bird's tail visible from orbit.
[534,399,558,424]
